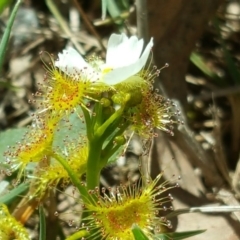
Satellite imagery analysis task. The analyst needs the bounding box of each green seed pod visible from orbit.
[112,90,143,107]
[100,98,112,107]
[114,135,126,145]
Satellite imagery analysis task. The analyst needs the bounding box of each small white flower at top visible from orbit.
[55,33,153,85]
[55,48,100,81]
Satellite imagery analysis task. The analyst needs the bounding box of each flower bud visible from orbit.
[114,136,126,145]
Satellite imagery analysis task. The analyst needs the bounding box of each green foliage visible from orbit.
[39,205,46,240]
[0,0,13,14]
[213,18,240,85]
[190,52,225,86]
[131,225,205,240]
[53,110,87,149]
[155,230,206,239]
[132,224,149,240]
[101,0,130,24]
[101,0,107,19]
[0,182,29,205]
[107,143,125,163]
[105,0,121,19]
[0,128,27,162]
[0,24,204,238]
[0,0,21,73]
[190,18,240,88]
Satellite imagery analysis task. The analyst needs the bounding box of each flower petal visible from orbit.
[126,36,144,64]
[103,37,153,85]
[106,33,144,68]
[55,47,89,76]
[106,33,127,67]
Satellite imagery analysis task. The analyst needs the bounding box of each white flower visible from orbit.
[55,33,153,85]
[55,47,89,75]
[103,33,153,85]
[55,47,99,81]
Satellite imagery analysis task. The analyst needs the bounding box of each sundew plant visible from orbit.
[0,32,205,240]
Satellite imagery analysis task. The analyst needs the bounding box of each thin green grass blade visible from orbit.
[121,0,130,9]
[0,80,19,89]
[39,205,46,240]
[0,0,13,14]
[214,18,240,85]
[106,0,124,25]
[155,230,206,240]
[167,206,240,219]
[190,52,226,86]
[0,0,22,73]
[190,52,217,79]
[0,182,29,204]
[106,0,121,18]
[101,0,107,19]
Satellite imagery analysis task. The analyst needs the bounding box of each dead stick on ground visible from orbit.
[72,0,106,51]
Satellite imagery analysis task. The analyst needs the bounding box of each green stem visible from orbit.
[86,138,103,190]
[101,114,123,142]
[95,105,125,138]
[81,106,92,140]
[100,143,122,169]
[86,106,126,190]
[66,230,89,240]
[51,152,91,203]
[92,102,103,131]
[101,121,130,167]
